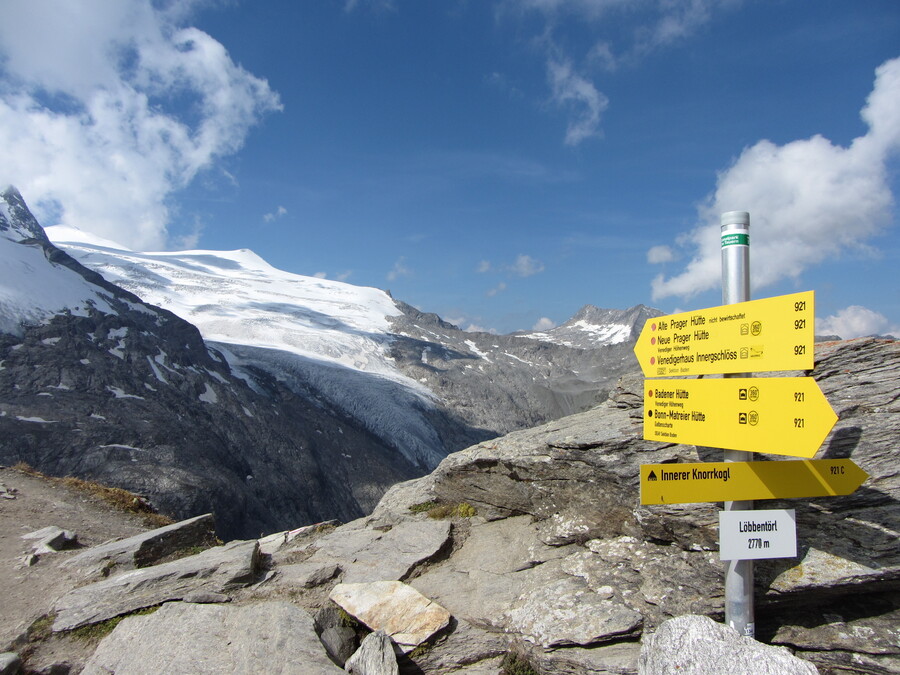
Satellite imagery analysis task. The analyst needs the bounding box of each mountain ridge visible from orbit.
[1,186,660,538]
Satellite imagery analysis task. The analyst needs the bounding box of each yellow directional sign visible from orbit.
[640,459,868,505]
[644,377,836,458]
[634,291,815,377]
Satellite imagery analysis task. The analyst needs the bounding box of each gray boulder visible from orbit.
[0,652,21,675]
[344,630,398,675]
[21,526,77,555]
[639,615,818,675]
[81,601,343,674]
[62,513,217,575]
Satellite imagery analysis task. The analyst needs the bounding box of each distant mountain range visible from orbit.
[0,185,658,537]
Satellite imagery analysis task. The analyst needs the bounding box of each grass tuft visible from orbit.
[409,500,439,514]
[69,606,161,643]
[10,463,174,528]
[26,613,56,642]
[410,500,477,519]
[500,651,539,675]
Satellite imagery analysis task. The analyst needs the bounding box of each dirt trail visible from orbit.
[0,466,150,649]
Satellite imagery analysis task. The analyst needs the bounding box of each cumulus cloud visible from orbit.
[0,0,281,251]
[652,56,900,300]
[816,306,900,339]
[263,206,288,223]
[647,245,676,264]
[476,259,492,273]
[532,317,557,330]
[548,58,608,146]
[508,254,546,277]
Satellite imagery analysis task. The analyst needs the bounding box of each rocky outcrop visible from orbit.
[3,338,896,674]
[62,513,216,575]
[639,615,819,674]
[52,539,260,631]
[387,300,658,447]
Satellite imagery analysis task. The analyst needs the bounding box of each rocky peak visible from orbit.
[0,186,50,245]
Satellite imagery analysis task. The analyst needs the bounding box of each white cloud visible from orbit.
[548,58,608,146]
[817,306,900,339]
[0,0,281,251]
[532,317,557,330]
[263,206,288,222]
[387,257,412,281]
[486,282,507,297]
[508,254,546,277]
[652,56,900,300]
[647,245,675,264]
[477,259,492,273]
[507,1,736,142]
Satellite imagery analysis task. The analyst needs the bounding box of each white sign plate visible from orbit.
[719,509,797,561]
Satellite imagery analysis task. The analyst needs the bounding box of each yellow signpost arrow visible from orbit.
[634,291,815,378]
[639,459,868,505]
[644,376,836,458]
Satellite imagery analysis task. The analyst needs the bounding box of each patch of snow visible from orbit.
[41,337,61,345]
[16,416,57,423]
[570,321,632,344]
[146,356,169,384]
[80,359,91,365]
[503,352,534,366]
[108,341,126,359]
[520,321,632,346]
[207,370,228,384]
[106,386,144,400]
[90,413,107,420]
[37,392,53,397]
[465,340,492,363]
[198,383,218,404]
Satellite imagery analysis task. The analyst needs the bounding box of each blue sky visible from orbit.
[1,1,899,336]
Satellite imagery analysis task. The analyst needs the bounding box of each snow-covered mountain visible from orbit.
[46,222,657,460]
[1,185,658,536]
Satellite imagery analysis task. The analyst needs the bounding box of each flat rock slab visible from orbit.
[330,580,451,652]
[310,518,450,583]
[81,601,343,674]
[53,539,258,631]
[639,615,819,675]
[63,513,216,574]
[506,577,643,648]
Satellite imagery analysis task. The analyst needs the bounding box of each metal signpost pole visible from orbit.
[720,210,755,637]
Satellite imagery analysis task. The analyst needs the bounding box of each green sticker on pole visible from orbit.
[722,233,749,247]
